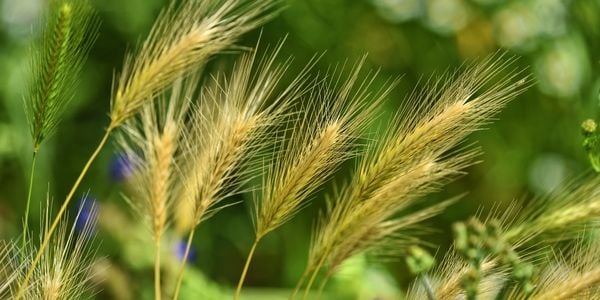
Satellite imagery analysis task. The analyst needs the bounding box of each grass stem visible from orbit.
[21,150,38,253]
[289,267,310,300]
[155,238,162,300]
[234,238,260,300]
[315,272,331,300]
[302,254,327,300]
[172,227,196,300]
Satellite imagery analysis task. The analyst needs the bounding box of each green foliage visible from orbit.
[406,246,435,275]
[454,219,534,299]
[582,119,600,172]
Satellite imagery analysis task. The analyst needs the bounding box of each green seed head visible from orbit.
[581,119,597,136]
[406,246,435,275]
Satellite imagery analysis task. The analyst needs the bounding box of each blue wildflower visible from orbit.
[173,239,197,263]
[109,153,136,182]
[74,197,98,238]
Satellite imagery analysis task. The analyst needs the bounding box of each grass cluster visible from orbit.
[4,0,600,299]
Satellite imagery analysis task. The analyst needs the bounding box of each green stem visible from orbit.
[234,238,260,300]
[21,150,38,253]
[155,238,162,300]
[289,267,310,300]
[172,227,196,300]
[315,272,331,300]
[494,282,509,300]
[15,127,113,300]
[302,254,327,300]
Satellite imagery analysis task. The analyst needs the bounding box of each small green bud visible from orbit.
[61,3,72,15]
[512,263,533,280]
[454,223,468,250]
[582,119,597,136]
[461,267,481,300]
[522,282,536,295]
[583,130,600,172]
[468,218,486,235]
[406,246,435,275]
[465,248,481,262]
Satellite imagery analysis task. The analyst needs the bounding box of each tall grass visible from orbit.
[11,0,600,299]
[234,59,395,299]
[172,41,313,299]
[117,78,195,300]
[22,0,99,253]
[407,176,600,300]
[295,56,527,299]
[15,0,278,298]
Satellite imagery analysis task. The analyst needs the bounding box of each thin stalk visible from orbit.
[155,238,162,300]
[172,227,196,300]
[302,253,327,300]
[494,282,509,300]
[289,266,310,300]
[421,275,437,300]
[15,127,113,300]
[234,238,260,300]
[315,272,331,300]
[21,150,38,253]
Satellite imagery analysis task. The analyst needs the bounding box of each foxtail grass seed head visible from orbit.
[25,0,99,150]
[109,0,280,127]
[19,0,600,298]
[424,176,600,300]
[254,58,392,240]
[526,239,600,300]
[178,42,313,228]
[503,176,600,244]
[307,55,527,280]
[118,77,194,241]
[406,250,504,300]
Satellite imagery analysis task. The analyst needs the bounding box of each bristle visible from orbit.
[525,239,600,300]
[109,0,280,127]
[532,268,600,300]
[15,195,98,299]
[254,58,391,240]
[118,77,193,240]
[428,177,600,300]
[178,42,310,227]
[256,122,344,238]
[0,242,18,298]
[503,176,600,245]
[434,255,500,300]
[306,55,527,287]
[406,248,507,300]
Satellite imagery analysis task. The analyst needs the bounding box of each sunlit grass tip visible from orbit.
[110,0,281,127]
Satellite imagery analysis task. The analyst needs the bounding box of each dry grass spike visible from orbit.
[110,0,280,127]
[299,54,528,299]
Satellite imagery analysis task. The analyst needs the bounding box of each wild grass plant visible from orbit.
[4,0,600,299]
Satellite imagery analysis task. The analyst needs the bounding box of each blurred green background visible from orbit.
[0,0,599,299]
